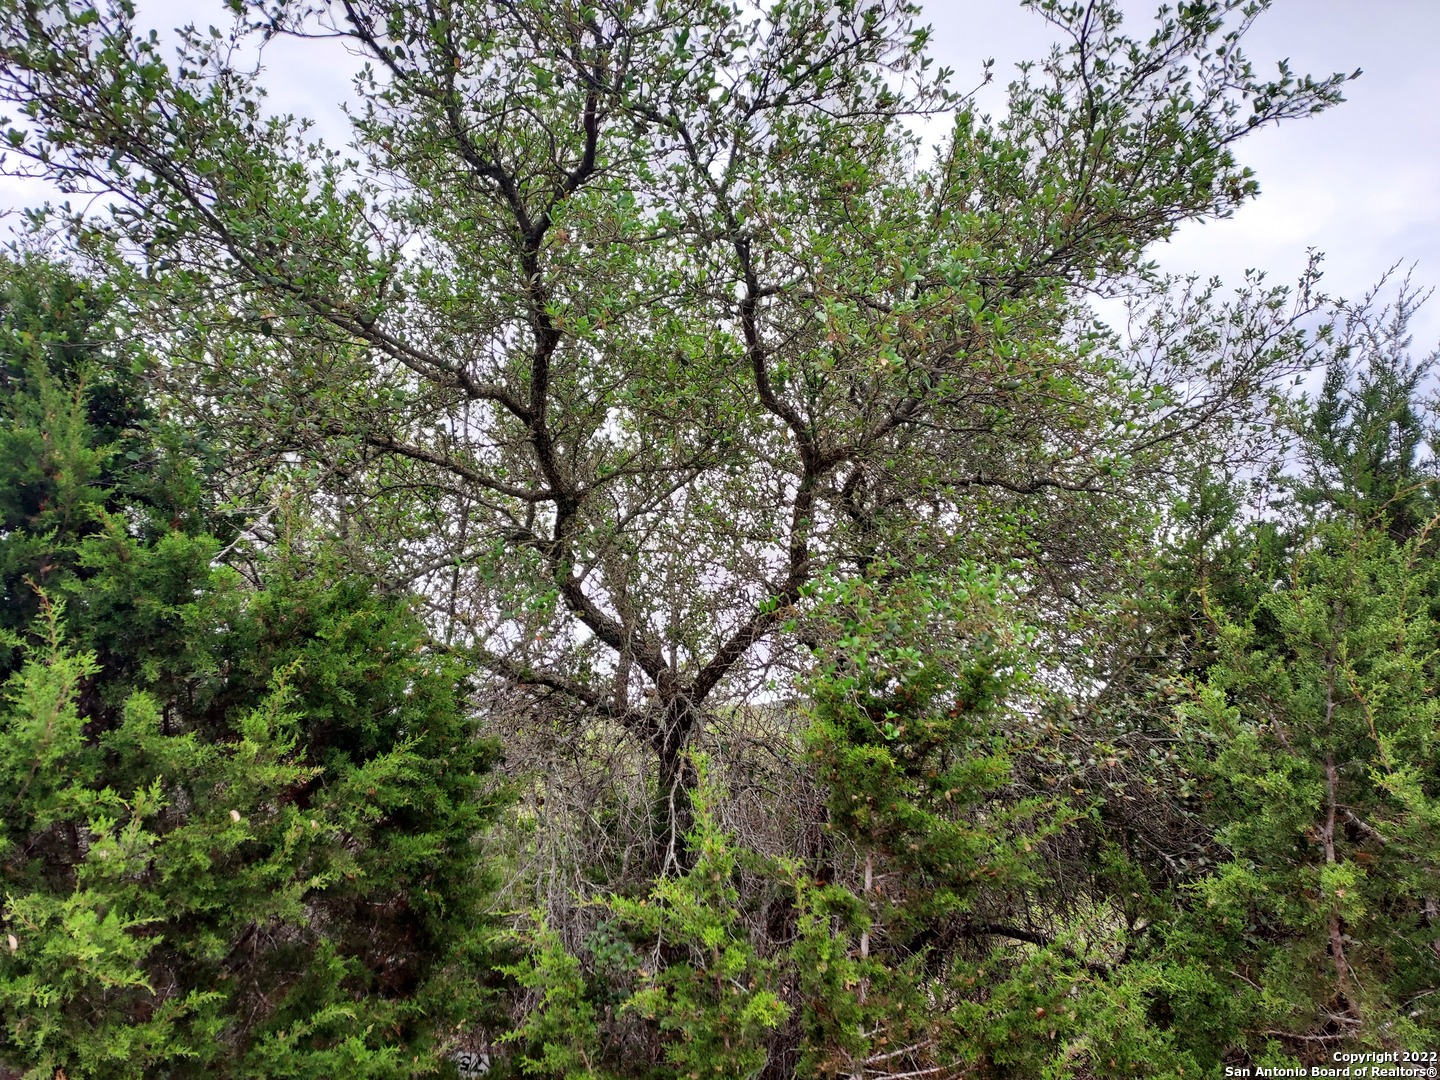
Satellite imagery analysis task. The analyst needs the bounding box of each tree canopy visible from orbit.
[0,0,1350,864]
[2,0,1435,1077]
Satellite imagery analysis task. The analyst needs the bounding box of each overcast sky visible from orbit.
[4,0,1437,349]
[928,0,1440,348]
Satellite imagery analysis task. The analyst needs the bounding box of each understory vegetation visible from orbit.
[0,0,1435,1076]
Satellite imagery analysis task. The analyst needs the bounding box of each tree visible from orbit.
[1298,272,1438,540]
[1182,292,1440,1059]
[1064,288,1440,1069]
[0,0,1350,882]
[0,258,506,1079]
[0,254,208,676]
[1175,510,1440,1059]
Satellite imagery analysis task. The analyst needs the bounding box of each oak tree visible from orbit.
[0,0,1348,887]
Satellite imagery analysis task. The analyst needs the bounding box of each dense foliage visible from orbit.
[0,264,505,1077]
[1165,299,1440,1055]
[0,0,1435,1076]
